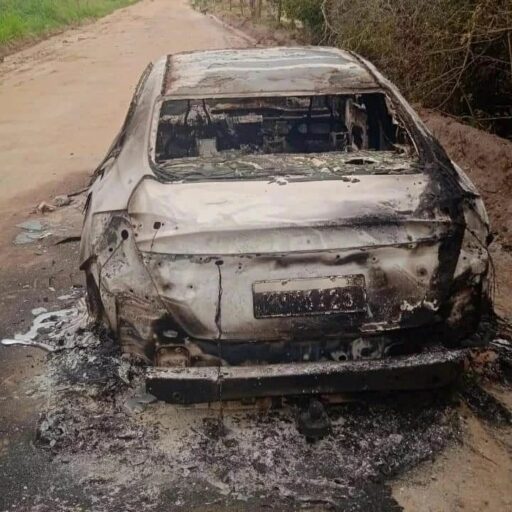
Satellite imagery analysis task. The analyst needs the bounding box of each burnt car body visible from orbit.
[80,47,491,403]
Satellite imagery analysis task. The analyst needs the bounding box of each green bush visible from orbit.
[282,0,323,37]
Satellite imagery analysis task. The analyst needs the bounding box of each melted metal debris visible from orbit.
[1,306,84,352]
[156,150,421,183]
[1,338,57,352]
[162,47,379,98]
[14,219,52,245]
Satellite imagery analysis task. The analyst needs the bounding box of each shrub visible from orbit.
[282,0,323,37]
[322,0,512,135]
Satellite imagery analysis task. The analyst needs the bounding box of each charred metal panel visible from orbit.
[127,174,441,255]
[78,56,167,225]
[146,349,466,404]
[163,47,380,99]
[84,213,167,362]
[140,240,448,342]
[116,294,167,362]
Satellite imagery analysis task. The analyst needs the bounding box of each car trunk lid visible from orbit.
[127,166,457,341]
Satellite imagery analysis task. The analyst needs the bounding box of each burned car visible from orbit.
[80,47,491,403]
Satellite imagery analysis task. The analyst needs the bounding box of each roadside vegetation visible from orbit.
[198,0,512,138]
[0,0,138,52]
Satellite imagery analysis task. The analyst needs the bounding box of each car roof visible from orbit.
[162,47,381,99]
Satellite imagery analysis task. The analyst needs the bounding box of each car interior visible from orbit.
[155,93,413,162]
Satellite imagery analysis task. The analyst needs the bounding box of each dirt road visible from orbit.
[0,2,511,512]
[0,0,245,217]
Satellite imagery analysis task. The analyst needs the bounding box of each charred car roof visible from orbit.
[162,47,381,98]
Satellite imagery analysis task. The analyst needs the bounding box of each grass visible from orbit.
[0,0,139,48]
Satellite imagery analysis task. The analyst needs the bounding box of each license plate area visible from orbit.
[253,275,367,319]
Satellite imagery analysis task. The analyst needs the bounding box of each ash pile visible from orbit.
[6,299,509,511]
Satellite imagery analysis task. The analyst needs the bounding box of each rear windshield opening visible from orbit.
[154,94,413,163]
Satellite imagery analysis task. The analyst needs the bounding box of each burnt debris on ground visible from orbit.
[5,299,505,511]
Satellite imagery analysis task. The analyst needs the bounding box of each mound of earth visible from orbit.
[421,111,512,249]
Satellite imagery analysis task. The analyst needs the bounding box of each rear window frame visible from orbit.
[148,89,421,173]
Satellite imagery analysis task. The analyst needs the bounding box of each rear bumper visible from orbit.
[146,349,465,404]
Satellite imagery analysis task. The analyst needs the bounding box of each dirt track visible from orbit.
[0,1,511,511]
[0,0,245,217]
